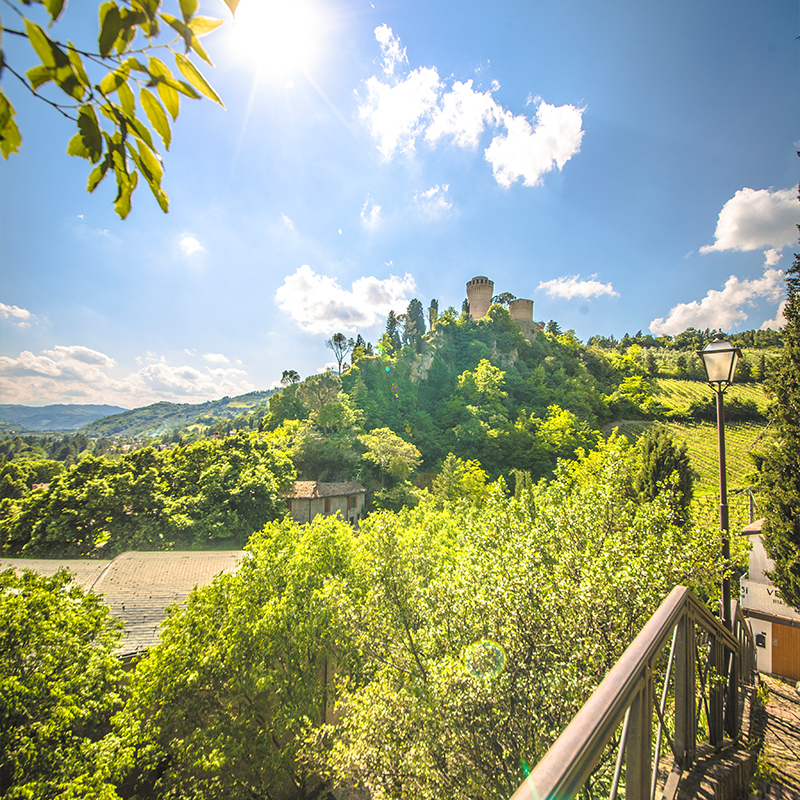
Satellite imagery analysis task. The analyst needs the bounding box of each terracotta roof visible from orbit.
[1,551,244,658]
[285,481,366,499]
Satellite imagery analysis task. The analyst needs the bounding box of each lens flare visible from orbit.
[464,639,506,680]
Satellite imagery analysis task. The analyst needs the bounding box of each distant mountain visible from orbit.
[80,390,277,438]
[0,404,130,432]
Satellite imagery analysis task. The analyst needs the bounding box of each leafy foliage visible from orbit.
[0,568,124,799]
[0,432,295,555]
[114,515,358,800]
[319,437,727,799]
[0,0,237,217]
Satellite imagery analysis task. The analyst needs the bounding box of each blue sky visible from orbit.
[1,0,797,408]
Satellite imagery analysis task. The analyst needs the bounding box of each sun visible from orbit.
[232,0,325,74]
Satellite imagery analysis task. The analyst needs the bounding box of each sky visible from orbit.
[0,0,797,409]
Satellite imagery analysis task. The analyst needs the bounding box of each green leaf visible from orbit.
[43,0,67,23]
[66,43,91,87]
[221,0,240,15]
[161,13,214,64]
[114,169,138,219]
[24,19,62,69]
[188,16,224,37]
[67,106,103,163]
[98,2,122,58]
[137,139,163,184]
[78,106,103,160]
[99,62,131,95]
[0,90,22,159]
[157,82,180,118]
[118,81,135,118]
[87,157,111,192]
[26,64,53,90]
[127,112,155,151]
[24,26,84,100]
[179,0,199,22]
[174,53,223,106]
[140,88,171,149]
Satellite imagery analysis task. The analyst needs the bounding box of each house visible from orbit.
[740,518,800,681]
[283,481,366,526]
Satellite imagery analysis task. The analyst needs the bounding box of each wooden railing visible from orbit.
[510,586,756,800]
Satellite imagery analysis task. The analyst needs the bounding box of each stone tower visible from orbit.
[508,298,534,334]
[466,276,494,320]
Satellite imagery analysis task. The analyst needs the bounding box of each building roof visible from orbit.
[285,480,366,499]
[1,550,244,659]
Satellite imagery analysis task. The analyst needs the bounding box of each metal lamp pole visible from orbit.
[697,336,741,631]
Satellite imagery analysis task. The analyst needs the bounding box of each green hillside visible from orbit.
[80,390,276,438]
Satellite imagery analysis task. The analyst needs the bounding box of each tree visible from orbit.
[404,299,426,352]
[385,311,402,351]
[1,0,235,218]
[359,427,422,490]
[633,427,695,525]
[545,319,561,335]
[492,292,516,307]
[756,232,800,610]
[115,516,359,800]
[0,568,125,798]
[296,370,342,413]
[326,333,355,376]
[281,369,301,385]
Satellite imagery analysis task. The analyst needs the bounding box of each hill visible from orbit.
[80,390,277,438]
[0,404,129,432]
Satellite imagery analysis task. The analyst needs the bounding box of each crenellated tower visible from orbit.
[466,276,494,320]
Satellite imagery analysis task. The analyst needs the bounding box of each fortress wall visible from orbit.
[466,276,494,320]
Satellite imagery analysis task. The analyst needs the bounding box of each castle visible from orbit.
[465,276,536,334]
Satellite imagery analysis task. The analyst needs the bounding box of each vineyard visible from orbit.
[609,418,774,533]
[651,378,770,415]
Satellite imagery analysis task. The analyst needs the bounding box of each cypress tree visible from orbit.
[756,229,800,610]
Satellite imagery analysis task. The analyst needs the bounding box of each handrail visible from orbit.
[510,586,755,800]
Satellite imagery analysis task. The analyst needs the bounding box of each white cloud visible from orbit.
[700,187,798,253]
[374,23,407,75]
[414,184,453,218]
[361,196,382,227]
[537,275,618,300]
[0,303,34,328]
[0,345,254,406]
[275,264,416,334]
[359,27,585,187]
[359,65,442,158]
[179,235,205,256]
[484,100,585,188]
[281,213,296,233]
[204,353,230,364]
[761,300,787,331]
[650,251,786,336]
[426,79,500,149]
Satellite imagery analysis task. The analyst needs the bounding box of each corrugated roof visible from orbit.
[1,551,244,658]
[285,480,366,499]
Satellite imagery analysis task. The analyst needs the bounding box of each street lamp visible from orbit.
[697,336,742,630]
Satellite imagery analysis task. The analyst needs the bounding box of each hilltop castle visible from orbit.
[465,276,536,334]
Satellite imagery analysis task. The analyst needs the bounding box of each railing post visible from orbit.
[708,635,724,747]
[626,669,653,800]
[673,613,695,767]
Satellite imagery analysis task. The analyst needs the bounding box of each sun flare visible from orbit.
[232,0,324,73]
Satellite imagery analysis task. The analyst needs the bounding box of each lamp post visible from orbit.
[697,336,741,630]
